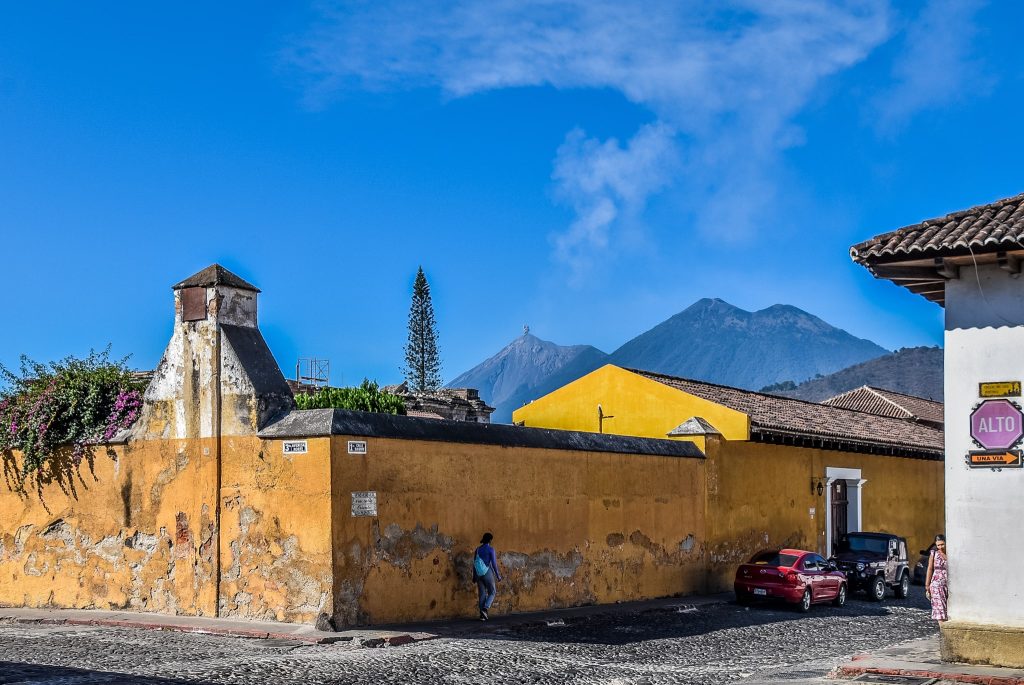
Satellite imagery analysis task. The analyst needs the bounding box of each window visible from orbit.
[751,551,800,567]
[837,535,888,555]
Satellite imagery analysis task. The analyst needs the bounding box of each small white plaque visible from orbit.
[809,507,816,519]
[348,440,367,455]
[283,440,308,455]
[351,491,377,517]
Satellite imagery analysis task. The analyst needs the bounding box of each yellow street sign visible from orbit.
[979,381,1022,398]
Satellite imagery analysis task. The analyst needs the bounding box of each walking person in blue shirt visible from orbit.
[473,532,502,620]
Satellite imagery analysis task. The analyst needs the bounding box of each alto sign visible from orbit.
[970,399,1024,450]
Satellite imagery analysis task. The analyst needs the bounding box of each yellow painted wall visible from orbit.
[514,365,750,441]
[0,439,219,615]
[218,436,334,624]
[0,436,335,626]
[512,364,944,594]
[703,439,943,590]
[329,435,706,626]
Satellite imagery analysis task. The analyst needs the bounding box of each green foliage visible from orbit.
[294,379,406,415]
[759,380,797,393]
[403,266,442,392]
[0,348,146,491]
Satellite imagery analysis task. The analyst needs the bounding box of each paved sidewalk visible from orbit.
[838,635,1024,685]
[0,607,432,647]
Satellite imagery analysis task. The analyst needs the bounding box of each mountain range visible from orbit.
[450,298,910,422]
[772,346,944,402]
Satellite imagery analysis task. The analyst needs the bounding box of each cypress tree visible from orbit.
[403,266,442,392]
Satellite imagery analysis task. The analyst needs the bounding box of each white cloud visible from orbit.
[551,122,678,281]
[873,0,988,131]
[289,1,893,273]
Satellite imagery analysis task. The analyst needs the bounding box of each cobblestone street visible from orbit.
[0,587,938,684]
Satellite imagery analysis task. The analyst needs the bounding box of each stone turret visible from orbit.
[134,265,294,439]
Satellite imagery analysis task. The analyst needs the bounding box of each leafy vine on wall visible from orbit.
[0,348,146,493]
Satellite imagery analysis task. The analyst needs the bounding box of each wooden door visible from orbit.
[831,480,849,554]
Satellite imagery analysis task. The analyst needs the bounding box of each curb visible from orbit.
[838,664,1024,685]
[1,615,427,648]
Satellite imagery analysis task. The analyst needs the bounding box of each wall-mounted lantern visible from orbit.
[811,477,825,497]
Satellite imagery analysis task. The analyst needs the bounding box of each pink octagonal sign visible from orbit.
[970,399,1024,450]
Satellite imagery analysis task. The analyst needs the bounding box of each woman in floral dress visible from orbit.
[925,534,948,622]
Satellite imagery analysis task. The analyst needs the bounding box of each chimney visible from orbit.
[134,265,294,440]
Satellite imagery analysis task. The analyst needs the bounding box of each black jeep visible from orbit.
[830,532,911,601]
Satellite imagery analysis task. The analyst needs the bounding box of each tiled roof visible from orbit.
[851,193,1024,263]
[823,386,943,427]
[631,369,943,459]
[173,264,260,292]
[407,410,447,420]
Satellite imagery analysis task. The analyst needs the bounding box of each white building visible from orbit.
[852,192,1024,667]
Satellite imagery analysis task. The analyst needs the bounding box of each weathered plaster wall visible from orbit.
[135,286,291,442]
[218,436,334,625]
[328,435,706,626]
[705,439,943,591]
[0,439,219,615]
[0,435,335,626]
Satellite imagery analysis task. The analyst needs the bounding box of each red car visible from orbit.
[734,549,848,612]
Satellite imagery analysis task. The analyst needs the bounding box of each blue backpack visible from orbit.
[473,553,489,576]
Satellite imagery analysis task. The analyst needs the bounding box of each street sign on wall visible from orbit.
[966,449,1023,469]
[351,491,378,517]
[970,399,1024,450]
[979,381,1022,398]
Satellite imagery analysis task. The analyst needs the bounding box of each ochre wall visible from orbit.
[0,420,941,627]
[705,439,944,590]
[512,365,944,595]
[513,365,750,441]
[217,436,334,624]
[0,436,335,626]
[0,440,219,615]
[329,435,706,626]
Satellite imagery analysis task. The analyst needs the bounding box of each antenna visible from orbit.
[598,404,615,433]
[296,357,330,390]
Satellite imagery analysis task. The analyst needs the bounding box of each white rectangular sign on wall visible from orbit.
[351,491,377,517]
[283,440,308,455]
[348,440,367,455]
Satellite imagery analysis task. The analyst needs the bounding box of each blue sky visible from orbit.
[1,1,1022,387]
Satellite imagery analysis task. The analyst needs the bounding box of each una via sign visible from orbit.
[966,449,1023,469]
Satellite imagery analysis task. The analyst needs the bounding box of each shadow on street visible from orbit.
[0,660,210,684]
[450,585,932,647]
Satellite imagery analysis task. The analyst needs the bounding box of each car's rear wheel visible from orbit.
[798,589,812,613]
[895,572,910,599]
[869,575,886,601]
[736,592,752,606]
[832,583,847,607]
